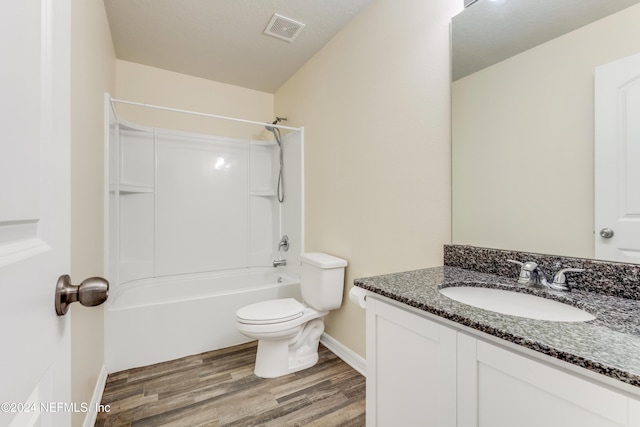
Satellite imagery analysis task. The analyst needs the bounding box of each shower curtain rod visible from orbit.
[109,97,301,131]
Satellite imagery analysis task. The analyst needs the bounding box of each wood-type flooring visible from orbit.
[95,342,365,426]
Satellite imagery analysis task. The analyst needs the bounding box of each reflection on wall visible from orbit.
[452,4,640,259]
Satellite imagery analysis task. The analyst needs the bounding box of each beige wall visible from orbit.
[115,61,274,140]
[69,0,115,425]
[275,0,462,357]
[70,0,460,399]
[452,4,640,259]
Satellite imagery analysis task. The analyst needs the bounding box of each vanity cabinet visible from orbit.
[366,297,457,426]
[457,333,640,427]
[366,296,640,427]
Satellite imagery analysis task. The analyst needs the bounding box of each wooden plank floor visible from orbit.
[95,342,365,426]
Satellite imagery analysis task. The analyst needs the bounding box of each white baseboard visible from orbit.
[320,333,366,377]
[83,364,108,427]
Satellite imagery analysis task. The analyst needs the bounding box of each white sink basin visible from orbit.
[439,286,595,322]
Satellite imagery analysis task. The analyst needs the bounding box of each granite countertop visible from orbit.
[354,265,640,390]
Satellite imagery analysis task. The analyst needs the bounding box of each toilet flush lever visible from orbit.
[55,275,109,316]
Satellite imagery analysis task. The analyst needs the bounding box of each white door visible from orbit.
[1,1,72,426]
[595,52,640,263]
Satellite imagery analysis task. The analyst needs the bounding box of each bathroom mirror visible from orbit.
[451,0,640,261]
[451,0,640,81]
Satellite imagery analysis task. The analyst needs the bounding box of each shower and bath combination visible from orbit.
[105,97,304,371]
[266,117,287,203]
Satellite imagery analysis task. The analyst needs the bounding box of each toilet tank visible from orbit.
[301,253,348,311]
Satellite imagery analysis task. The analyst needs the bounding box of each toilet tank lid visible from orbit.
[301,252,347,269]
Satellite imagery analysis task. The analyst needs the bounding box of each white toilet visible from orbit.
[236,252,347,378]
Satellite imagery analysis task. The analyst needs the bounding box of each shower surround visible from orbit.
[105,97,303,371]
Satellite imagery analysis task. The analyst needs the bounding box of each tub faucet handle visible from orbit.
[278,235,289,252]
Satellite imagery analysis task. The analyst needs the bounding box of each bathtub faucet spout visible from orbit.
[273,259,287,267]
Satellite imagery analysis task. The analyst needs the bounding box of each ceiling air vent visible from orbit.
[264,14,305,42]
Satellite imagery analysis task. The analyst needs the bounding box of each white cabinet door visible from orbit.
[366,298,457,427]
[458,333,631,427]
[595,51,640,262]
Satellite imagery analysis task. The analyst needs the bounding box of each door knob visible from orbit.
[599,228,614,239]
[55,275,109,316]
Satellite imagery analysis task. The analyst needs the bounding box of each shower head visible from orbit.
[265,117,287,132]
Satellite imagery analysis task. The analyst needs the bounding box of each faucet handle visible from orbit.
[507,259,525,279]
[508,259,539,272]
[507,259,538,285]
[278,235,289,252]
[553,268,585,285]
[507,259,539,269]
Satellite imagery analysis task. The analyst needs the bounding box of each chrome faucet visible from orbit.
[278,235,289,252]
[507,260,584,291]
[273,235,289,267]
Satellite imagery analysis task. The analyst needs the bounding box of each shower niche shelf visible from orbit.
[118,184,154,194]
[250,189,276,197]
[108,119,156,285]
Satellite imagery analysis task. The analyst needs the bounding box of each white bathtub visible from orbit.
[105,268,301,372]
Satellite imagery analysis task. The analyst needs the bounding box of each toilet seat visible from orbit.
[236,298,304,325]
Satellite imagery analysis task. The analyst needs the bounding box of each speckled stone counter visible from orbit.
[444,244,640,300]
[354,248,640,390]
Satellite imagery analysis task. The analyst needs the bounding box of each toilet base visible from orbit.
[253,318,325,378]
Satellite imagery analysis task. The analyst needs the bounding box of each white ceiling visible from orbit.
[104,0,373,93]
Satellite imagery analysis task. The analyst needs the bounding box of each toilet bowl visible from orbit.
[235,253,347,378]
[236,298,328,378]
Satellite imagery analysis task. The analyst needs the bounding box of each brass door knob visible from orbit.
[55,275,109,316]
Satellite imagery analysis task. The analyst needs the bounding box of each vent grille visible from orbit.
[264,14,305,42]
